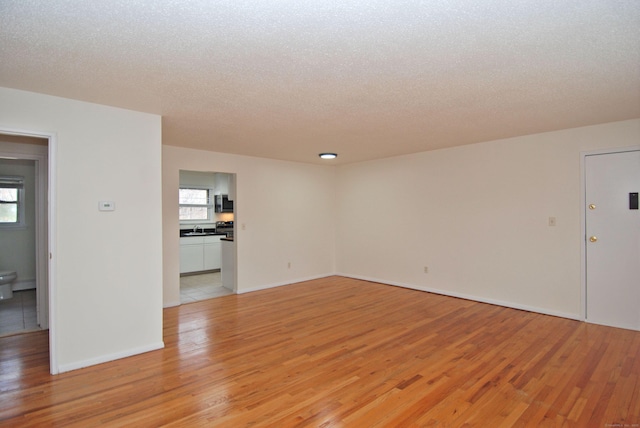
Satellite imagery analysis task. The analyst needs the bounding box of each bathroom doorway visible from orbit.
[0,134,49,337]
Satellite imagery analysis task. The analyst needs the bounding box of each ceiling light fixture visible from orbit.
[319,153,337,159]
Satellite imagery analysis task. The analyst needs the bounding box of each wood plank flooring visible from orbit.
[1,276,638,426]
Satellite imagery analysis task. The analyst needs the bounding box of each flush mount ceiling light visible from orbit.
[319,153,337,159]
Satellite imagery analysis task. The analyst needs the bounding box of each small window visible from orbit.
[0,176,25,228]
[179,187,212,221]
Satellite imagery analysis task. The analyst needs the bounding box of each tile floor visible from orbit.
[0,289,40,337]
[180,271,233,303]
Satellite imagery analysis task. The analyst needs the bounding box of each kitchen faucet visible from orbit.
[193,225,203,233]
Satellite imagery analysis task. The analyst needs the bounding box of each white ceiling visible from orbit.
[1,1,639,165]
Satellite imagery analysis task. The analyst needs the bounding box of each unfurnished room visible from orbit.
[0,1,639,426]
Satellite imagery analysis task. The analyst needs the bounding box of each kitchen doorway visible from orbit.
[178,170,236,303]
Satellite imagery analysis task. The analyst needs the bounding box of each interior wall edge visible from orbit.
[235,273,336,295]
[56,341,165,374]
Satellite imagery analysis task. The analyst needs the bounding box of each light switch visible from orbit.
[99,201,115,211]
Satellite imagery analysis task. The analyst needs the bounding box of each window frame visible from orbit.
[0,176,26,229]
[178,186,214,223]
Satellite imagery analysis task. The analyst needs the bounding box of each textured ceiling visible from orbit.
[1,1,639,165]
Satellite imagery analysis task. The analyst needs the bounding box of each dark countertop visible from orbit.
[179,229,226,237]
[221,237,234,242]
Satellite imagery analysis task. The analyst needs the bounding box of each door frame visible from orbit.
[176,170,238,302]
[0,126,57,374]
[580,145,640,323]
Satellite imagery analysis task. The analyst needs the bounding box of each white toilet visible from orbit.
[0,270,17,300]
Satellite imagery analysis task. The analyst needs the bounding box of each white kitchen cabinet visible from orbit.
[214,172,235,201]
[180,235,223,274]
[204,235,222,270]
[180,237,204,273]
[227,174,235,201]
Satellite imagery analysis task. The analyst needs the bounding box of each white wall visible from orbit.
[336,119,640,319]
[163,146,336,307]
[2,84,635,372]
[0,87,164,373]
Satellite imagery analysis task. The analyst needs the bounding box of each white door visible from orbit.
[585,149,640,331]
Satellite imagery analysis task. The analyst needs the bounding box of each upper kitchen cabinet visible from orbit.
[214,173,235,201]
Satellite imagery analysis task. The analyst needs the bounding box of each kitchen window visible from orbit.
[0,176,25,228]
[179,187,213,222]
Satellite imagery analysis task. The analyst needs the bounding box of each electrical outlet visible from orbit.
[548,217,556,226]
[424,266,429,274]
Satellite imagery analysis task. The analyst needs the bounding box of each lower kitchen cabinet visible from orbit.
[180,238,204,273]
[180,235,223,274]
[204,237,222,270]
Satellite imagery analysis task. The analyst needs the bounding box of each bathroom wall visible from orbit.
[0,158,36,289]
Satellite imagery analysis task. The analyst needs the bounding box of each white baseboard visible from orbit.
[165,273,334,305]
[335,272,581,321]
[12,279,36,291]
[237,273,334,294]
[57,341,165,374]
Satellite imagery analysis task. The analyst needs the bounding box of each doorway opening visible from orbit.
[0,133,49,337]
[178,170,236,304]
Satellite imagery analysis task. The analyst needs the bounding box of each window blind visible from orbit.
[0,176,24,189]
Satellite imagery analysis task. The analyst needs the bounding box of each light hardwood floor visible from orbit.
[1,276,638,426]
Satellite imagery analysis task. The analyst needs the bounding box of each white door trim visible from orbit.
[0,127,58,374]
[580,145,640,323]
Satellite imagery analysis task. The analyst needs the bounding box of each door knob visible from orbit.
[589,236,598,243]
